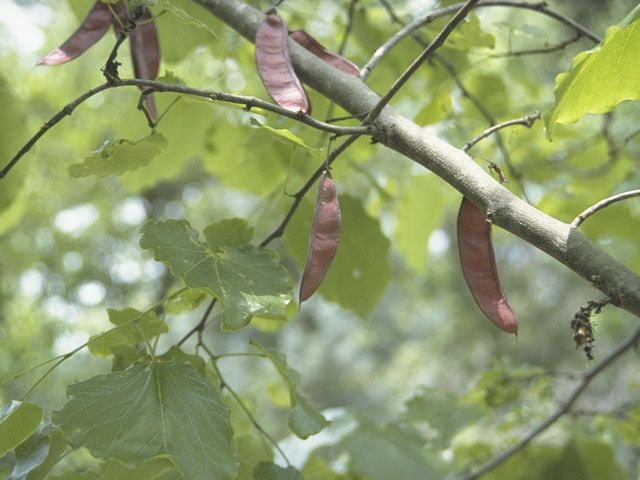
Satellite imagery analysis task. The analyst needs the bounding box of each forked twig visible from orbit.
[459,320,640,480]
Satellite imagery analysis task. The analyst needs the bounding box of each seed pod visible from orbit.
[290,30,360,77]
[255,13,311,114]
[300,171,341,303]
[38,1,116,65]
[129,10,160,118]
[457,197,517,334]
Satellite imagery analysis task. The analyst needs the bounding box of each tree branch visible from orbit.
[459,320,640,479]
[362,0,599,78]
[0,80,371,179]
[195,0,640,320]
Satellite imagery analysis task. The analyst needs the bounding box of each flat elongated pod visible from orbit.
[38,1,115,65]
[457,197,517,334]
[290,30,360,77]
[255,13,311,114]
[129,10,160,118]
[300,171,341,303]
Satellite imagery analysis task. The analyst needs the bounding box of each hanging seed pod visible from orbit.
[457,197,517,334]
[300,170,341,303]
[129,9,160,119]
[38,1,118,65]
[290,30,360,77]
[255,12,311,114]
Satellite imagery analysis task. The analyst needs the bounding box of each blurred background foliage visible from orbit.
[1,0,640,478]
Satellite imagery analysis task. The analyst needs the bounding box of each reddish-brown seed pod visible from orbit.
[457,197,518,334]
[38,1,116,65]
[290,30,360,77]
[129,10,160,119]
[255,13,311,114]
[299,171,341,303]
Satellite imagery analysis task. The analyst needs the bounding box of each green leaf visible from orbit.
[68,133,168,178]
[0,401,43,457]
[0,183,28,237]
[98,456,181,480]
[157,346,206,376]
[234,434,273,480]
[155,71,185,86]
[402,387,483,447]
[250,118,322,156]
[284,195,391,316]
[155,0,218,39]
[110,345,148,372]
[139,219,292,331]
[414,91,452,126]
[426,13,494,51]
[394,174,448,271]
[88,308,168,357]
[544,16,640,139]
[9,420,66,480]
[537,437,626,480]
[52,361,237,480]
[203,218,254,253]
[44,471,95,480]
[165,289,208,314]
[252,462,304,480]
[153,0,222,63]
[342,423,448,480]
[251,341,328,439]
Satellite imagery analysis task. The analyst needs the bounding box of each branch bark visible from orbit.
[195,0,640,319]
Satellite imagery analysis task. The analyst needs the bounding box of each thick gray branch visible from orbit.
[195,0,640,318]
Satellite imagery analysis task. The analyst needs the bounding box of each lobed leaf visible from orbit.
[52,361,237,480]
[88,308,168,357]
[139,219,292,331]
[68,133,168,178]
[251,341,328,439]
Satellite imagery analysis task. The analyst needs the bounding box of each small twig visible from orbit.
[177,297,218,346]
[5,288,186,396]
[338,0,359,55]
[363,0,481,124]
[199,338,292,465]
[459,320,640,480]
[362,0,600,79]
[137,89,157,128]
[215,352,266,359]
[0,79,373,180]
[571,189,640,228]
[488,33,582,58]
[102,30,129,84]
[463,111,541,152]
